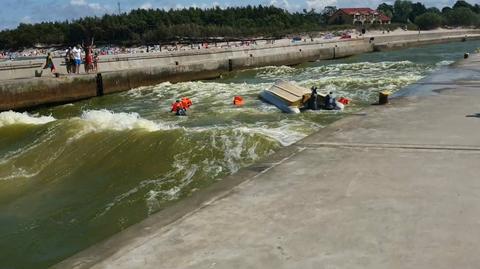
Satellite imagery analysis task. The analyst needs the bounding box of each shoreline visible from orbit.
[1,29,480,112]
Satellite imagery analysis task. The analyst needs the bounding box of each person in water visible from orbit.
[233,96,244,106]
[43,52,56,74]
[308,86,319,110]
[171,100,187,116]
[324,91,335,110]
[181,97,193,109]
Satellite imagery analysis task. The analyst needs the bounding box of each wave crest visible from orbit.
[0,111,55,128]
[79,110,171,132]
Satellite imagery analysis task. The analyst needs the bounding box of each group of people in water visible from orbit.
[170,88,348,116]
[171,97,193,116]
[170,96,245,116]
[307,86,349,111]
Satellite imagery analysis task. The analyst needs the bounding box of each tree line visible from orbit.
[0,1,479,50]
[376,0,480,30]
[0,6,323,49]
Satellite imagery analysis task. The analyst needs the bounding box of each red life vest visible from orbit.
[338,97,350,105]
[181,97,192,109]
[233,96,244,106]
[171,101,184,112]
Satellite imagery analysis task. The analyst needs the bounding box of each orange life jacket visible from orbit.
[233,96,244,106]
[171,101,184,112]
[181,97,192,109]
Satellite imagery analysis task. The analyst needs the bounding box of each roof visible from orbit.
[378,14,391,21]
[335,8,391,21]
[339,8,375,15]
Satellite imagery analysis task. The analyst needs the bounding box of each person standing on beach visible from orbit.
[82,39,94,73]
[72,45,82,74]
[85,48,93,73]
[65,47,72,74]
[69,48,75,73]
[93,51,99,72]
[43,52,56,74]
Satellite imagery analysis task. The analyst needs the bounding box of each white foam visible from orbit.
[191,123,310,147]
[79,110,171,132]
[436,60,454,66]
[237,125,307,146]
[301,74,424,102]
[255,65,298,79]
[0,111,55,128]
[0,167,40,181]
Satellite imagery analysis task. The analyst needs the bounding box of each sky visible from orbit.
[0,0,471,30]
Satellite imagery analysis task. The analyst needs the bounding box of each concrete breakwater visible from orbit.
[1,29,479,111]
[51,51,480,269]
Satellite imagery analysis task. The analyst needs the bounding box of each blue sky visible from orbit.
[0,0,468,30]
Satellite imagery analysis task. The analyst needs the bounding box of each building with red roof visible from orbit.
[328,8,391,25]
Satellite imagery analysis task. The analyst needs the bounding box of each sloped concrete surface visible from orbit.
[53,55,480,269]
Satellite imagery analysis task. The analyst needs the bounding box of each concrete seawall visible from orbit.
[1,29,480,111]
[52,52,480,269]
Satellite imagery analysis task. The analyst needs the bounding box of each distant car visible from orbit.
[340,33,351,39]
[292,37,302,42]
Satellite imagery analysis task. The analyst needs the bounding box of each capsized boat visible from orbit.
[260,81,325,113]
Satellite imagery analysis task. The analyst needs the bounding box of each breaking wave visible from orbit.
[0,111,55,128]
[79,110,171,132]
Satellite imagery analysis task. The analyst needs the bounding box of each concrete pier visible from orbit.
[52,54,480,267]
[2,29,480,111]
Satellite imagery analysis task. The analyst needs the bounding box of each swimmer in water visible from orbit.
[171,100,187,116]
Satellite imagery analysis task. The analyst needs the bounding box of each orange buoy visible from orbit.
[233,96,245,106]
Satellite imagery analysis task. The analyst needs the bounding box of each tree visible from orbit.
[0,5,327,49]
[442,7,452,14]
[415,12,443,29]
[321,6,337,23]
[377,3,394,18]
[409,2,427,22]
[445,7,480,26]
[393,0,413,23]
[67,23,87,44]
[453,0,474,10]
[474,4,480,13]
[426,7,441,14]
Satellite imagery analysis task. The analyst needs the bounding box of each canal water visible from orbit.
[1,41,479,269]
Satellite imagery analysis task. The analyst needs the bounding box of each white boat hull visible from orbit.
[259,90,301,114]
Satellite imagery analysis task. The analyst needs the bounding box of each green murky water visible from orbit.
[1,41,479,269]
